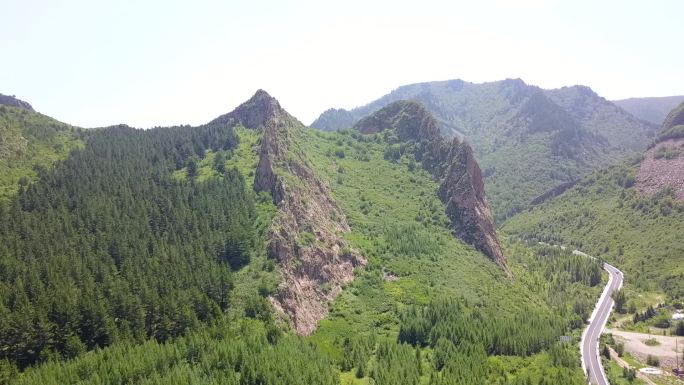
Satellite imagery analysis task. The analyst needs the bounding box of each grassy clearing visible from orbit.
[603,358,647,385]
[0,106,84,201]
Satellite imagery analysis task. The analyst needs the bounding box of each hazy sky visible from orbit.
[2,0,682,128]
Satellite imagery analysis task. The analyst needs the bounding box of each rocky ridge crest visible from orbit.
[354,100,508,273]
[221,90,365,334]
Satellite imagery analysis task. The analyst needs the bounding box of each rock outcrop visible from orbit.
[637,102,684,201]
[0,93,34,111]
[217,90,365,334]
[354,101,509,273]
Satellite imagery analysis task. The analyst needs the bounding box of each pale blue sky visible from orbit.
[1,0,682,128]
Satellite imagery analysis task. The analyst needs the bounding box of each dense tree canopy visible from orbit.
[0,122,256,368]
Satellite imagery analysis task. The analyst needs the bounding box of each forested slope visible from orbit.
[505,103,684,300]
[312,79,656,221]
[0,121,257,368]
[0,91,607,385]
[504,161,684,299]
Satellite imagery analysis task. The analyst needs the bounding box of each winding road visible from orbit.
[580,257,624,385]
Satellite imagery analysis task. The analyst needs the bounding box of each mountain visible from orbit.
[213,90,365,334]
[1,91,602,385]
[352,100,507,271]
[312,79,657,221]
[613,95,684,125]
[505,102,684,300]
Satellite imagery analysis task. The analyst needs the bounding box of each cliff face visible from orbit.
[221,90,365,334]
[354,101,508,272]
[437,139,507,272]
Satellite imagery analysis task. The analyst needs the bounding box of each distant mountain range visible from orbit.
[312,79,657,221]
[505,101,684,299]
[613,95,684,125]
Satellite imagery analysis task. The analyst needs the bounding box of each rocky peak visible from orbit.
[353,100,508,272]
[0,93,34,111]
[224,91,365,334]
[354,100,440,139]
[210,89,292,129]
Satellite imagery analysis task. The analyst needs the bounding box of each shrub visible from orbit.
[646,354,660,367]
[653,315,671,329]
[674,320,684,336]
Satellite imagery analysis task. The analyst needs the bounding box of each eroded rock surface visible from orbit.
[219,90,365,334]
[354,100,508,273]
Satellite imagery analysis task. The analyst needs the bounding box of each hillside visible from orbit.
[504,103,684,300]
[613,95,684,125]
[637,101,684,201]
[0,91,603,385]
[0,100,84,201]
[312,79,657,221]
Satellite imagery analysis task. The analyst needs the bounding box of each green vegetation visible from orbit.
[614,289,628,313]
[0,106,84,201]
[14,319,337,385]
[504,161,684,300]
[299,128,601,384]
[656,101,684,142]
[657,124,684,142]
[675,320,684,336]
[653,145,681,159]
[0,98,617,384]
[312,79,655,221]
[0,122,257,370]
[603,359,645,385]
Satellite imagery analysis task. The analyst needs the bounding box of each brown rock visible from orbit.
[354,100,509,273]
[224,90,365,334]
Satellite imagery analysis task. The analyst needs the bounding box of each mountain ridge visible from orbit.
[352,100,507,271]
[613,95,684,125]
[222,90,365,335]
[312,78,656,221]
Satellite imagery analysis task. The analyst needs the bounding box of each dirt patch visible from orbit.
[607,329,683,369]
[637,138,684,201]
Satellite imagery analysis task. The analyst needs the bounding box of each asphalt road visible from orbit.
[581,261,623,385]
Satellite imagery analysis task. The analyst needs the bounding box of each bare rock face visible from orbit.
[0,93,34,111]
[355,101,508,272]
[437,139,508,272]
[224,90,365,334]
